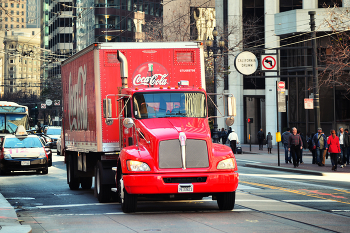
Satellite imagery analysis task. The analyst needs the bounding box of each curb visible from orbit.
[245,163,324,176]
[0,193,32,233]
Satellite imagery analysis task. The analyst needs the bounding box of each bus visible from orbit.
[0,101,29,135]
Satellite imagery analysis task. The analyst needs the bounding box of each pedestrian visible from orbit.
[337,127,346,168]
[288,127,303,168]
[282,128,292,163]
[267,132,273,154]
[328,129,341,171]
[222,128,228,145]
[228,129,239,154]
[257,128,265,150]
[308,133,316,164]
[344,129,350,165]
[219,128,224,144]
[312,127,328,166]
[228,127,232,136]
[298,131,305,164]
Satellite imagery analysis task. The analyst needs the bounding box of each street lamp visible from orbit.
[206,27,225,143]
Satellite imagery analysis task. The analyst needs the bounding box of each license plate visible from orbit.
[178,184,193,193]
[21,161,30,166]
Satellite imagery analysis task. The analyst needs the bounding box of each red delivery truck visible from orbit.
[61,42,238,213]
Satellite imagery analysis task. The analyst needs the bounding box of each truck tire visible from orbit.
[95,162,111,203]
[118,173,137,213]
[217,191,235,210]
[67,155,80,190]
[81,177,92,189]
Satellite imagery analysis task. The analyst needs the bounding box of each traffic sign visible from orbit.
[234,51,258,75]
[304,98,314,109]
[46,99,52,106]
[41,104,46,109]
[278,81,285,89]
[261,55,277,71]
[54,100,60,106]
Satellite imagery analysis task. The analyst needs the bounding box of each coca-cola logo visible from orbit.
[132,62,169,86]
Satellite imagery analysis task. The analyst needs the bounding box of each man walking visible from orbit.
[312,127,328,166]
[288,127,303,168]
[228,129,239,154]
[257,128,265,150]
[338,127,345,168]
[344,129,350,165]
[282,128,292,163]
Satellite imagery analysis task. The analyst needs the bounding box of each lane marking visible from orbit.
[283,200,336,203]
[6,197,35,200]
[36,203,119,209]
[241,181,350,205]
[334,189,350,194]
[236,159,261,163]
[331,210,350,212]
[236,200,278,202]
[237,184,261,190]
[45,209,252,216]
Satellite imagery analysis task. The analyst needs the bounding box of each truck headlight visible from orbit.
[127,160,151,171]
[4,154,12,159]
[217,158,235,170]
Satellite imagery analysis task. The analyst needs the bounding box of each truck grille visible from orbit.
[159,139,209,169]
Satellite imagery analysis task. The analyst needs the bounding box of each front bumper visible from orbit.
[123,172,239,194]
[1,158,47,172]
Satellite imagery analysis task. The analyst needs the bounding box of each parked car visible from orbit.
[0,126,49,175]
[56,138,61,155]
[45,126,61,149]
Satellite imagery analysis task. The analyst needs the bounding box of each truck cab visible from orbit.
[114,84,238,213]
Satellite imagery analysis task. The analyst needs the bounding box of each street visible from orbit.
[1,151,350,233]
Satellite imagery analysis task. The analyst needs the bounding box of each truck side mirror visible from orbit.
[123,118,134,128]
[103,99,112,118]
[227,96,236,117]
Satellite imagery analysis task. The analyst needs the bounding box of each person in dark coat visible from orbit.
[267,132,273,154]
[257,128,265,150]
[282,128,292,163]
[288,127,303,168]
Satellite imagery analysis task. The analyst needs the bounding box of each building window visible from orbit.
[22,11,24,16]
[5,3,8,7]
[280,0,302,12]
[11,10,14,15]
[5,17,7,22]
[10,24,13,28]
[32,31,35,35]
[318,0,342,8]
[17,4,19,8]
[16,18,19,22]
[17,11,19,15]
[11,18,13,22]
[22,18,24,22]
[22,25,24,28]
[11,3,14,8]
[22,4,24,8]
[16,25,19,28]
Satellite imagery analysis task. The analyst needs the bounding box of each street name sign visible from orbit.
[234,51,258,75]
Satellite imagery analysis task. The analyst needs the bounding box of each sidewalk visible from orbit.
[235,143,350,177]
[0,193,32,233]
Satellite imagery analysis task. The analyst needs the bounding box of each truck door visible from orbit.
[120,97,134,148]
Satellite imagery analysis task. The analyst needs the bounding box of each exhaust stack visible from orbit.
[117,50,128,89]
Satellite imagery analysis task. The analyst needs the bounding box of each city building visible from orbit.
[215,0,349,144]
[0,0,27,30]
[27,0,41,28]
[3,29,41,97]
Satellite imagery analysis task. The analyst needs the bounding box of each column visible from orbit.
[265,0,280,145]
[216,0,226,133]
[227,0,244,143]
[302,0,317,9]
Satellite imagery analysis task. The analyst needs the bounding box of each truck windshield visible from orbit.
[133,92,206,119]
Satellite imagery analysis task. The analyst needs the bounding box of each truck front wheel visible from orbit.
[217,191,236,210]
[118,173,137,213]
[95,162,111,203]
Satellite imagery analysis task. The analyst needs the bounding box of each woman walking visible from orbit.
[267,132,273,154]
[327,129,341,171]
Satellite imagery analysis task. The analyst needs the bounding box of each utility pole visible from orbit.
[309,11,321,132]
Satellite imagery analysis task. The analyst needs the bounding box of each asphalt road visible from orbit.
[1,153,350,232]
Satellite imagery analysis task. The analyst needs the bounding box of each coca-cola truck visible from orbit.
[61,42,238,213]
